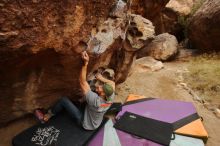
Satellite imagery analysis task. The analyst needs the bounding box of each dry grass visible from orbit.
[184,53,220,103]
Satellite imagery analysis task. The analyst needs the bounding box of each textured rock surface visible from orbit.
[166,0,198,16]
[160,8,184,41]
[130,0,185,41]
[188,0,220,51]
[126,14,155,50]
[109,0,127,18]
[0,0,116,124]
[137,33,178,61]
[0,0,156,125]
[130,0,170,34]
[114,14,155,83]
[164,0,204,41]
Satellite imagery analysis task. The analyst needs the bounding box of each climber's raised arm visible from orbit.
[79,51,90,95]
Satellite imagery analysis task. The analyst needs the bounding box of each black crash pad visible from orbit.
[12,112,106,146]
[114,112,174,146]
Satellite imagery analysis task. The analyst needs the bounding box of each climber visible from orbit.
[35,51,115,130]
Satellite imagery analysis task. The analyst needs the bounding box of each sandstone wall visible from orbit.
[0,0,157,125]
[0,0,117,125]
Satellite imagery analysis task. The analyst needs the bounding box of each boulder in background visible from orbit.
[137,33,178,61]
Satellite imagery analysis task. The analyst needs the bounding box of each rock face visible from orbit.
[0,0,115,125]
[188,0,220,51]
[137,33,178,61]
[160,8,184,41]
[0,0,155,125]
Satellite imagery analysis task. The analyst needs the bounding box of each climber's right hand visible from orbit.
[81,51,89,65]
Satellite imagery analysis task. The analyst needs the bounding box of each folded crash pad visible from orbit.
[114,112,174,146]
[12,112,106,146]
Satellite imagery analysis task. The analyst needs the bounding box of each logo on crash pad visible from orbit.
[31,126,60,146]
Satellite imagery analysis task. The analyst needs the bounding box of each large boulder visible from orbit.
[164,0,205,41]
[0,0,117,125]
[137,33,178,61]
[188,0,220,51]
[163,0,195,41]
[0,0,155,125]
[135,56,164,72]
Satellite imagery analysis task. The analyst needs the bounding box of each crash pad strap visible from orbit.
[173,113,199,130]
[114,111,173,146]
[174,118,208,143]
[123,97,155,106]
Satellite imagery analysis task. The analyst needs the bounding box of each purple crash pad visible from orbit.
[88,125,104,146]
[116,98,197,124]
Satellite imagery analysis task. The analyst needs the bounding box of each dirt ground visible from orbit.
[0,61,220,146]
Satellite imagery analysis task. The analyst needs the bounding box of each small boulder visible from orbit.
[214,108,220,118]
[135,56,164,72]
[138,33,178,61]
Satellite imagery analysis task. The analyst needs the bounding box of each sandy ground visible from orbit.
[0,61,220,146]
